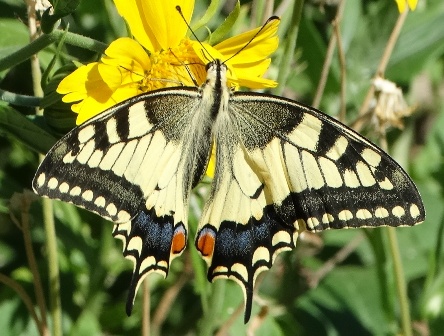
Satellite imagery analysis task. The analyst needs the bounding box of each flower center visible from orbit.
[139,39,206,92]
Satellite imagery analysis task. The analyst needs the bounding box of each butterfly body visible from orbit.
[33,60,425,322]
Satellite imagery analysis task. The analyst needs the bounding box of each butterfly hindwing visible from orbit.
[196,139,298,322]
[196,91,425,322]
[33,88,211,314]
[112,207,188,314]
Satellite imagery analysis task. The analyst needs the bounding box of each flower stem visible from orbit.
[0,29,107,72]
[0,89,41,107]
[387,227,412,336]
[26,2,63,335]
[142,279,150,336]
[16,193,49,336]
[332,18,346,123]
[198,280,226,336]
[8,191,50,336]
[40,197,63,336]
[366,8,413,334]
[379,132,412,336]
[358,9,409,117]
[0,274,46,335]
[312,0,347,109]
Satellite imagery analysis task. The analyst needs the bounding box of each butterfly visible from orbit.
[33,58,425,322]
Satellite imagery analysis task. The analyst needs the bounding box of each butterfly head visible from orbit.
[204,60,229,89]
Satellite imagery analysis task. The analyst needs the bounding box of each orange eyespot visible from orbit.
[171,225,186,254]
[196,227,216,257]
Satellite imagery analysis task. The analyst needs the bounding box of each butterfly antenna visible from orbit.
[176,6,214,62]
[223,16,279,65]
[117,63,185,87]
[169,49,199,86]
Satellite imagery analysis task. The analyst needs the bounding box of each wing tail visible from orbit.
[113,207,188,315]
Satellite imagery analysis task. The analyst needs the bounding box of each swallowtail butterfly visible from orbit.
[33,59,425,322]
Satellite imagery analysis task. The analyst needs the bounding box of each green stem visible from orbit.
[35,64,63,336]
[198,280,226,336]
[0,29,107,72]
[0,273,46,336]
[379,134,412,335]
[142,279,150,336]
[18,194,49,336]
[358,9,408,117]
[312,0,346,109]
[433,217,444,276]
[387,227,412,336]
[26,4,63,334]
[364,229,395,322]
[273,0,304,96]
[0,89,41,107]
[41,197,62,336]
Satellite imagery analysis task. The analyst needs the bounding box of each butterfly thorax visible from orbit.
[179,60,231,189]
[201,60,231,120]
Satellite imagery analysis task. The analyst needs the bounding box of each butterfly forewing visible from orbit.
[231,93,424,230]
[33,88,212,314]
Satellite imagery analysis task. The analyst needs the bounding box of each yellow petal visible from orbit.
[57,62,97,97]
[395,0,406,12]
[214,18,279,63]
[190,19,279,89]
[191,41,224,62]
[232,59,272,78]
[407,0,418,10]
[114,0,194,51]
[205,144,216,178]
[101,38,151,78]
[234,74,277,89]
[94,64,128,98]
[114,0,156,51]
[395,0,417,12]
[190,42,276,89]
[232,61,278,88]
[58,61,142,124]
[75,86,140,124]
[58,63,114,105]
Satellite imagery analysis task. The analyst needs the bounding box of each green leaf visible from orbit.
[0,105,56,153]
[0,19,28,77]
[421,270,444,322]
[41,63,79,133]
[192,0,220,33]
[296,266,392,335]
[41,0,82,33]
[387,3,444,81]
[69,308,102,336]
[296,15,336,94]
[0,298,39,336]
[208,1,240,45]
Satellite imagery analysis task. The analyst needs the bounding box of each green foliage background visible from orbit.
[0,0,443,335]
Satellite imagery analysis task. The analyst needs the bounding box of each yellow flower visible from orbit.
[57,0,279,125]
[192,19,279,89]
[395,0,418,12]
